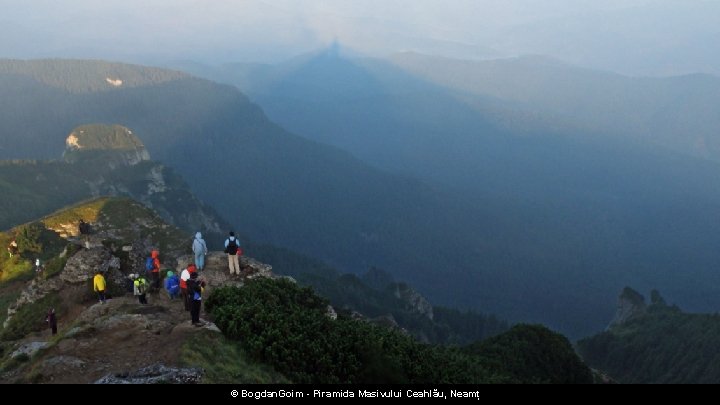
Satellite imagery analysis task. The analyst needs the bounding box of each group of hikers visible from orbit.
[56,230,243,335]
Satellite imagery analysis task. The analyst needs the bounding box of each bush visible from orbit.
[206,278,500,383]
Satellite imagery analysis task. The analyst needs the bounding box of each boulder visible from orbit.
[95,364,203,384]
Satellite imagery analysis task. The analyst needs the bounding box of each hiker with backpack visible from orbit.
[224,231,243,276]
[146,250,161,291]
[192,232,208,272]
[133,274,149,304]
[180,264,197,311]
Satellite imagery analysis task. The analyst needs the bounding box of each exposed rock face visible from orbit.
[326,305,338,321]
[5,276,63,328]
[61,247,119,284]
[175,252,273,281]
[11,342,49,359]
[63,124,151,167]
[4,247,122,328]
[95,364,203,384]
[392,283,434,321]
[608,287,647,329]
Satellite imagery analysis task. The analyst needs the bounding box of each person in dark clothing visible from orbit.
[46,308,57,336]
[187,272,204,326]
[180,264,196,312]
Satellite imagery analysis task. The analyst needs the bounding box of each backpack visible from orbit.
[225,239,239,255]
[145,257,154,272]
[193,238,207,255]
[135,279,148,295]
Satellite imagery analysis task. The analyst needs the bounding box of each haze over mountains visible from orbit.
[178,49,720,337]
[1,1,720,348]
[2,1,719,76]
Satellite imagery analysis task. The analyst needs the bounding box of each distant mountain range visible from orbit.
[175,51,720,338]
[5,57,720,338]
[0,122,505,345]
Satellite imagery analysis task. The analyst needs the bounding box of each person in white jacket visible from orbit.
[192,232,208,272]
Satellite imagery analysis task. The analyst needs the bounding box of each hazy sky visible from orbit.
[1,0,717,75]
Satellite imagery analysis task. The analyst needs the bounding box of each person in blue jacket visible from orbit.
[164,270,180,299]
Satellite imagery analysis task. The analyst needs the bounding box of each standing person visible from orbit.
[180,264,197,311]
[165,271,180,299]
[46,308,57,336]
[192,232,208,272]
[187,272,204,326]
[134,274,149,304]
[93,270,107,304]
[224,231,242,276]
[7,239,18,258]
[148,250,161,291]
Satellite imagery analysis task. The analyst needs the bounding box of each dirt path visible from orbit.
[25,252,256,383]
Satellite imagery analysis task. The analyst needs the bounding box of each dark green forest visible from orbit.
[578,290,720,384]
[206,278,592,384]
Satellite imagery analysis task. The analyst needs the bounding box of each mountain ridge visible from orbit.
[0,197,592,384]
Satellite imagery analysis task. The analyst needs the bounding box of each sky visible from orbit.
[0,0,718,76]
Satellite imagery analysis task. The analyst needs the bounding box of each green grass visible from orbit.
[0,293,62,342]
[0,352,29,373]
[66,124,144,151]
[96,198,188,253]
[0,286,22,322]
[41,198,107,231]
[180,330,289,384]
[0,259,33,283]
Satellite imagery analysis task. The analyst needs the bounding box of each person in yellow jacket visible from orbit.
[93,270,107,304]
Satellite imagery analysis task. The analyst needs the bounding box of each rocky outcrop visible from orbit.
[326,305,338,321]
[63,124,150,167]
[4,276,64,328]
[61,247,120,284]
[175,252,273,280]
[608,287,647,329]
[392,283,434,321]
[95,364,204,384]
[4,247,122,328]
[11,341,49,359]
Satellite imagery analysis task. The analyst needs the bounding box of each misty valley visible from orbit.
[1,1,719,384]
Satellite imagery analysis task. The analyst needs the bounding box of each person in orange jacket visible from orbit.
[150,250,161,291]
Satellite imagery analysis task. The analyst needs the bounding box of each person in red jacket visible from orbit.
[180,264,197,311]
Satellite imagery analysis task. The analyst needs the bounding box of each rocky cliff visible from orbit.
[63,124,151,167]
[0,126,225,236]
[0,198,279,384]
[607,287,647,329]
